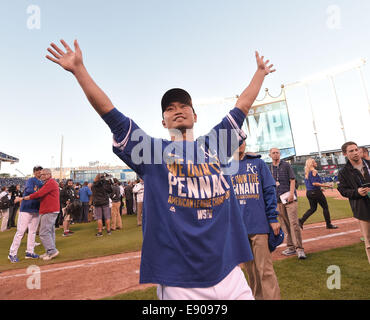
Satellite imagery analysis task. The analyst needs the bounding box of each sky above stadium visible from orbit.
[1,0,370,176]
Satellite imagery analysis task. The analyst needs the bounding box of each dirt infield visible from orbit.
[0,215,362,300]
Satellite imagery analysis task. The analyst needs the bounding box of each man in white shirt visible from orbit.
[133,178,144,226]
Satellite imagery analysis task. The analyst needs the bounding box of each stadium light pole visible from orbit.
[305,84,322,158]
[329,75,347,142]
[357,65,370,118]
[286,58,367,146]
[59,135,64,180]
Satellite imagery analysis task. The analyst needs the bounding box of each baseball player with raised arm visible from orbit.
[46,39,275,300]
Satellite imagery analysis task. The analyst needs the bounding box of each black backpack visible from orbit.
[0,194,11,210]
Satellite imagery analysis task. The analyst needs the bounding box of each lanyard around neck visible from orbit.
[271,163,280,182]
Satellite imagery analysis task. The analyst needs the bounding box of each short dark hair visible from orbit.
[33,166,43,172]
[360,146,369,156]
[341,141,357,154]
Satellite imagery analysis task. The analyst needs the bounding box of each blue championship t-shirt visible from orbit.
[20,177,43,214]
[102,107,253,288]
[231,154,279,235]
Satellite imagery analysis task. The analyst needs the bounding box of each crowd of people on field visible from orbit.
[1,168,144,262]
[1,40,369,301]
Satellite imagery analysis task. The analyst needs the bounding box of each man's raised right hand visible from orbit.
[46,39,83,74]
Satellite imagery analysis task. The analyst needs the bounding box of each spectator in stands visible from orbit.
[0,186,11,232]
[111,178,122,231]
[17,168,61,261]
[8,166,43,262]
[79,181,92,223]
[8,184,22,229]
[0,177,26,190]
[92,174,113,237]
[269,148,306,259]
[133,178,144,226]
[299,158,338,230]
[338,142,370,264]
[359,147,369,161]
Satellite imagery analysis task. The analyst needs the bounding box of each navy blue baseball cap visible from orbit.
[268,226,284,252]
[161,88,195,114]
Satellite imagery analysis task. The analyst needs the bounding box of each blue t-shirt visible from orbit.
[231,154,279,235]
[79,186,92,203]
[20,177,43,214]
[102,107,253,288]
[305,171,322,191]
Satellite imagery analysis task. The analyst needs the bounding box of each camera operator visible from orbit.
[92,173,113,237]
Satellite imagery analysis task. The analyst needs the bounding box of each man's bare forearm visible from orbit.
[73,65,114,116]
[290,179,296,196]
[235,69,265,116]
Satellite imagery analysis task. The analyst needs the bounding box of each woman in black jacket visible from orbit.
[92,174,113,237]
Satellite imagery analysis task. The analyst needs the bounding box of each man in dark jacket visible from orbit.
[337,141,370,264]
[92,174,113,236]
[124,182,134,215]
[60,179,76,237]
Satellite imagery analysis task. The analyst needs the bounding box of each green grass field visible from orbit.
[0,196,365,300]
[103,243,370,300]
[0,214,142,272]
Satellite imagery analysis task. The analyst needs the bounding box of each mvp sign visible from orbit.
[243,98,296,162]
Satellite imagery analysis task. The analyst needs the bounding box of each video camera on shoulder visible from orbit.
[100,172,114,184]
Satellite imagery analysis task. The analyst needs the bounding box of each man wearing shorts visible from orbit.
[46,39,275,299]
[92,174,113,237]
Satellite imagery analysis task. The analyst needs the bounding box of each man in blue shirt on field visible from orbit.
[46,38,275,299]
[231,142,281,299]
[8,166,43,263]
[79,181,92,223]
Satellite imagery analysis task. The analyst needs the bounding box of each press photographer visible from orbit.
[92,173,113,237]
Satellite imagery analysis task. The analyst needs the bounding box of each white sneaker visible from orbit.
[43,250,59,261]
[282,248,296,256]
[297,249,307,260]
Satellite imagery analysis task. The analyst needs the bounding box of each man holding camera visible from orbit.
[92,173,113,237]
[338,142,370,264]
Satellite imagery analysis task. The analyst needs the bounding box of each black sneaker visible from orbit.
[96,232,103,237]
[326,224,338,229]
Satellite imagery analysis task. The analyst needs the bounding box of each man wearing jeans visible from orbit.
[269,148,306,259]
[8,166,43,263]
[17,168,60,261]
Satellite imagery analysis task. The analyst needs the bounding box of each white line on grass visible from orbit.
[0,227,362,280]
[0,255,141,280]
[303,218,357,230]
[277,229,361,248]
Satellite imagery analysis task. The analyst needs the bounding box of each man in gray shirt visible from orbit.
[269,148,306,259]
